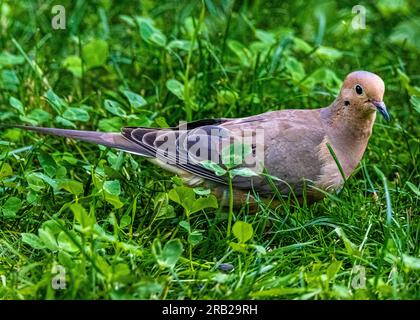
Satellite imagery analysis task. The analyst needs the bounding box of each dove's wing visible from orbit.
[122,118,238,185]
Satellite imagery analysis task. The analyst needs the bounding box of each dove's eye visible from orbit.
[355,84,364,95]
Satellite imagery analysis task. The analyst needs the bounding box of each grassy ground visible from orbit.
[0,0,419,299]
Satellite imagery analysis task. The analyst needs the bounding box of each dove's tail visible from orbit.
[2,125,151,157]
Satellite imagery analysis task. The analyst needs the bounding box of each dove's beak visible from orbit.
[373,101,390,121]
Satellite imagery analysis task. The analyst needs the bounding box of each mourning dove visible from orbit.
[5,70,388,207]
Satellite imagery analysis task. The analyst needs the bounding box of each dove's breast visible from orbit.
[313,136,345,193]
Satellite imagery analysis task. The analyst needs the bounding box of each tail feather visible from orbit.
[3,125,151,157]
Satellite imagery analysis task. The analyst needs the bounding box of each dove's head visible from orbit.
[339,71,389,121]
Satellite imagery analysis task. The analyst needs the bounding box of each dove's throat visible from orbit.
[321,104,376,176]
[326,100,376,139]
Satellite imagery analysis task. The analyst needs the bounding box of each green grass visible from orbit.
[0,0,419,299]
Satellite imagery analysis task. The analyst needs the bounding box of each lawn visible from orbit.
[0,0,419,299]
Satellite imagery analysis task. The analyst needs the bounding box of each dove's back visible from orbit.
[219,108,334,199]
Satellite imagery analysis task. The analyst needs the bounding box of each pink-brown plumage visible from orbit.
[6,71,389,207]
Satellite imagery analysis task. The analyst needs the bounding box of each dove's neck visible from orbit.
[321,100,376,175]
[326,99,376,135]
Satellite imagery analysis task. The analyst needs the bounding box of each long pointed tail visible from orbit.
[3,125,151,157]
